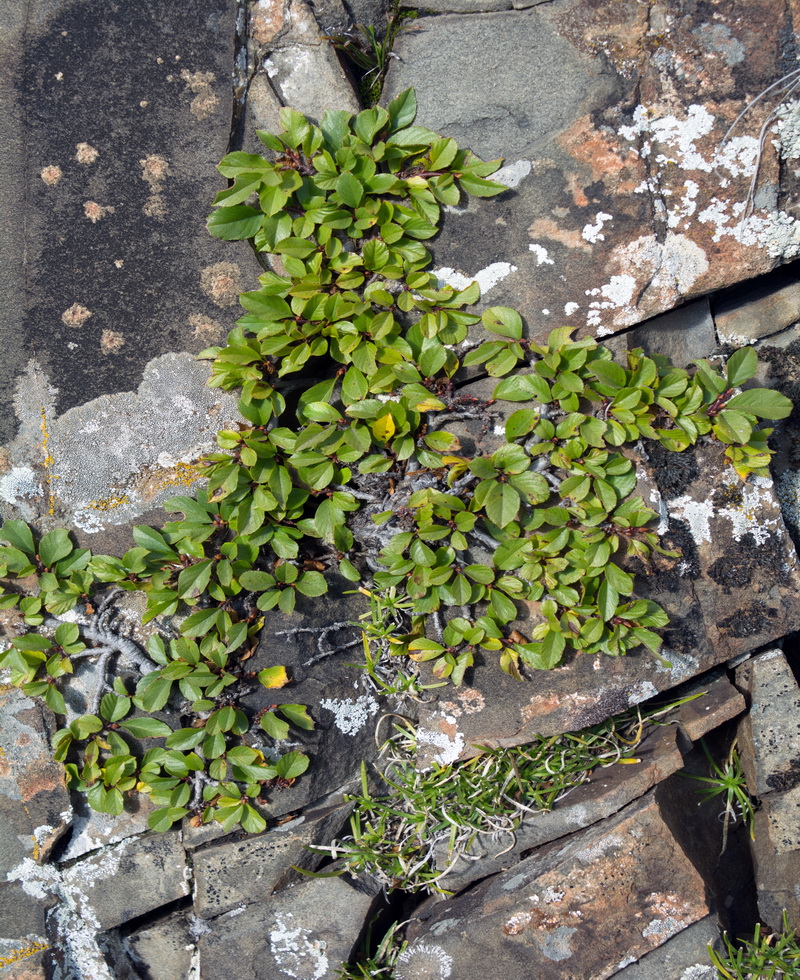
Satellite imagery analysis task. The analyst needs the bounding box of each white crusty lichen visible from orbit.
[395,942,453,980]
[318,694,379,736]
[269,911,329,980]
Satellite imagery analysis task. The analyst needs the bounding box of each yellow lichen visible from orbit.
[39,408,58,517]
[0,938,50,968]
[88,494,130,512]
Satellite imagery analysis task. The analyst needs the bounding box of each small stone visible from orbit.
[735,649,800,796]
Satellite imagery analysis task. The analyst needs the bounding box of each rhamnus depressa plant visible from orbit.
[0,88,793,831]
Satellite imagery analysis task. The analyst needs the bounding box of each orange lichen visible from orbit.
[0,939,50,969]
[83,201,115,223]
[200,262,244,307]
[100,329,125,354]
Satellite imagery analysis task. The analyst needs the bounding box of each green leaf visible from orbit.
[120,717,172,738]
[387,88,417,131]
[276,751,310,780]
[207,205,263,241]
[335,171,364,208]
[482,307,522,340]
[260,711,290,739]
[177,561,213,600]
[597,580,619,621]
[0,520,35,556]
[604,563,633,595]
[38,529,73,568]
[148,807,189,832]
[494,373,551,403]
[278,704,314,730]
[724,388,793,419]
[725,346,758,387]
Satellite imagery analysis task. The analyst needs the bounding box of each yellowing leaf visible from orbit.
[372,414,396,442]
[258,666,290,689]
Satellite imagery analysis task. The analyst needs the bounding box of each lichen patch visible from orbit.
[200,262,244,307]
[100,330,125,354]
[61,303,93,328]
[189,313,224,338]
[83,201,115,223]
[75,142,100,164]
[179,68,220,120]
[40,165,62,186]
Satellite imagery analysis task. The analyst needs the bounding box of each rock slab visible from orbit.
[404,790,709,980]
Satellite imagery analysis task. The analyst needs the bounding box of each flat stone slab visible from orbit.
[613,914,720,979]
[383,0,800,343]
[403,790,709,980]
[59,831,189,931]
[192,801,352,918]
[196,875,379,980]
[0,687,71,875]
[735,648,800,796]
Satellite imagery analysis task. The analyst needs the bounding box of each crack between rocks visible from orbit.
[227,0,252,153]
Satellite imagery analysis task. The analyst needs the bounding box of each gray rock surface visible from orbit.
[715,268,800,345]
[611,914,720,979]
[404,790,709,980]
[734,648,800,931]
[735,649,800,797]
[192,800,352,918]
[0,688,71,875]
[383,0,800,343]
[59,831,189,931]
[196,875,379,980]
[123,911,195,980]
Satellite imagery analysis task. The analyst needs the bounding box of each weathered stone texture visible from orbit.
[196,875,378,980]
[384,0,800,344]
[0,687,71,875]
[735,649,800,797]
[192,802,352,918]
[404,791,709,980]
[430,672,744,891]
[59,831,189,931]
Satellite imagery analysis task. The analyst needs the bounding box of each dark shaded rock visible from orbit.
[403,791,709,980]
[621,298,716,369]
[0,880,50,954]
[2,0,256,425]
[383,0,800,344]
[123,911,195,980]
[196,875,379,980]
[243,576,410,818]
[612,914,721,978]
[0,688,71,874]
[714,263,800,345]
